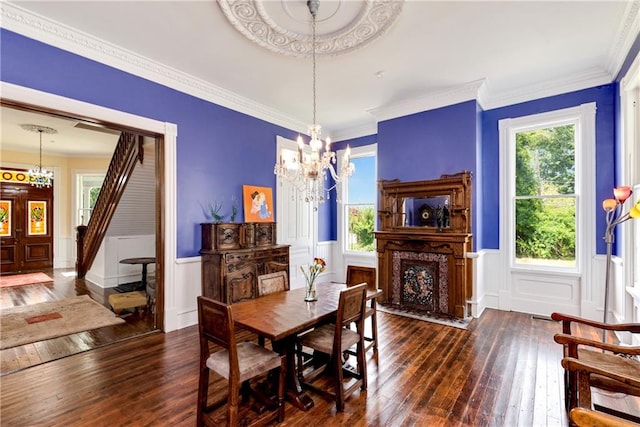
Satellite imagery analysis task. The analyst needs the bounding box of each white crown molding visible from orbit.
[606,0,640,77]
[331,122,378,143]
[0,2,308,134]
[482,67,614,110]
[367,79,487,123]
[218,0,404,58]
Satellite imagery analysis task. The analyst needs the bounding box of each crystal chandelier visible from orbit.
[274,0,354,203]
[22,124,57,188]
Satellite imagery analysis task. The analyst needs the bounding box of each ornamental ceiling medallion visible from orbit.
[218,0,404,58]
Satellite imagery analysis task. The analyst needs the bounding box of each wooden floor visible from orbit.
[2,302,638,426]
[0,268,157,376]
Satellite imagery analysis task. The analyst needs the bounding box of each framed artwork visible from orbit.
[28,200,47,236]
[0,200,11,237]
[243,185,274,222]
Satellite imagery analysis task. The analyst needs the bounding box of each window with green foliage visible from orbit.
[345,154,376,252]
[77,173,105,226]
[515,124,576,267]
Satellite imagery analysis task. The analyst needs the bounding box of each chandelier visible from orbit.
[22,124,57,188]
[274,0,354,203]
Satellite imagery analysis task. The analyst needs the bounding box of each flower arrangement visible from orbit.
[301,257,326,301]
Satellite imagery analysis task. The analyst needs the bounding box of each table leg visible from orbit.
[141,263,148,287]
[273,337,314,411]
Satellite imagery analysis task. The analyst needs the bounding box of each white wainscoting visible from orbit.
[167,256,202,331]
[85,235,155,288]
[53,235,75,269]
[163,246,631,334]
[474,248,629,323]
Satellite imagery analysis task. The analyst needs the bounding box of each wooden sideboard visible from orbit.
[200,222,289,303]
[375,172,473,318]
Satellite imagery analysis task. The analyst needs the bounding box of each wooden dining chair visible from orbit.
[197,296,285,427]
[570,407,640,427]
[551,312,640,424]
[346,265,379,353]
[295,283,368,412]
[256,271,289,347]
[257,271,289,296]
[265,261,288,274]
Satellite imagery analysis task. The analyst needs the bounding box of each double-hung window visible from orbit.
[341,144,377,253]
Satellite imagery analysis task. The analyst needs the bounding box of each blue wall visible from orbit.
[1,29,627,257]
[1,29,298,258]
[481,85,616,253]
[377,101,478,182]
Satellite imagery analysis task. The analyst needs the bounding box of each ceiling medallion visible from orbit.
[218,0,404,58]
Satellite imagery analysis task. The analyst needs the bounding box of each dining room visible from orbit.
[2,1,640,425]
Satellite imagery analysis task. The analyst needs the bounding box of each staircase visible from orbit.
[76,132,143,278]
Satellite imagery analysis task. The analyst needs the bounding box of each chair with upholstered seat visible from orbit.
[197,296,285,426]
[551,312,640,424]
[257,271,289,297]
[256,271,289,347]
[346,265,379,353]
[295,283,368,412]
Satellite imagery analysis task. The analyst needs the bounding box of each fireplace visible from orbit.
[374,172,473,318]
[392,251,448,314]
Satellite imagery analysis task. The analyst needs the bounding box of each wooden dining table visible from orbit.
[231,282,380,411]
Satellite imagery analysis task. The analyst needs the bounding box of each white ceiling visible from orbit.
[1,0,639,155]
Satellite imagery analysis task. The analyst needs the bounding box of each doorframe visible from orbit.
[1,81,177,331]
[275,135,316,289]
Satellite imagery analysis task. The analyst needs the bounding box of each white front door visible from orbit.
[275,136,316,289]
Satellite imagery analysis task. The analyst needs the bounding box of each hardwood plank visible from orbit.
[1,305,639,425]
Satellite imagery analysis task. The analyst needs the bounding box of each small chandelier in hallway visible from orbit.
[22,124,57,188]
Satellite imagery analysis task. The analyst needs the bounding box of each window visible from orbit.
[500,103,595,274]
[515,124,576,267]
[342,145,377,252]
[76,173,105,226]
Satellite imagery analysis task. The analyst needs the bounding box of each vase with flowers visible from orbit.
[301,257,326,301]
[601,185,640,339]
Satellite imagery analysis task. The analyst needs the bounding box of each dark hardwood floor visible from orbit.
[0,268,158,376]
[2,301,638,426]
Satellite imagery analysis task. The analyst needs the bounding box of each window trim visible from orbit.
[499,103,596,278]
[338,143,377,255]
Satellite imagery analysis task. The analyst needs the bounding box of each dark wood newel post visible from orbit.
[76,225,87,278]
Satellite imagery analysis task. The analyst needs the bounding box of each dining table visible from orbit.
[231,281,380,411]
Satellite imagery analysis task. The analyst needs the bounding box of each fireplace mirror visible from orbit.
[378,171,471,233]
[398,195,451,228]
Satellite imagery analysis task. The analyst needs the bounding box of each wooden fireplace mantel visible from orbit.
[375,231,472,318]
[375,171,473,318]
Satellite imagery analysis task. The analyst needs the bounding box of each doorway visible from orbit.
[0,180,54,273]
[1,98,166,333]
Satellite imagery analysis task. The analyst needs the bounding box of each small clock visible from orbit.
[418,204,434,226]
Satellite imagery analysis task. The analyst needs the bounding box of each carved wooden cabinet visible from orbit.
[200,222,289,304]
[374,171,473,318]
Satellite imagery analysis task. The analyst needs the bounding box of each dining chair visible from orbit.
[569,407,640,427]
[346,265,379,353]
[265,261,288,274]
[257,270,289,296]
[256,271,289,347]
[197,296,285,427]
[551,312,640,424]
[295,283,368,412]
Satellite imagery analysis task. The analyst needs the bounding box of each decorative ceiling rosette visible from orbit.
[218,0,404,58]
